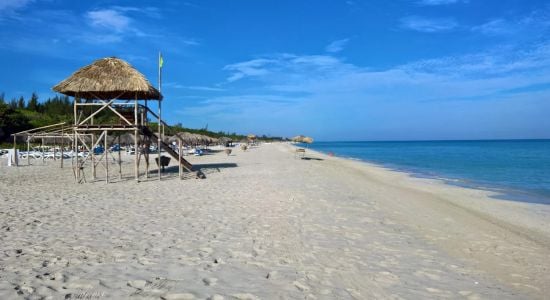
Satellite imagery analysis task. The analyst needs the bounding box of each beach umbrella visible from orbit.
[173,132,198,146]
[52,57,162,100]
[291,135,304,142]
[168,135,179,143]
[301,136,314,144]
[117,133,135,145]
[219,137,233,147]
[291,135,313,147]
[291,135,305,143]
[162,135,172,144]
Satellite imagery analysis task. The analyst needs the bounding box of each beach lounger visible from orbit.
[295,148,306,159]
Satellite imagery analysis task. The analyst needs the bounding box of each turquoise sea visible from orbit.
[305,140,550,204]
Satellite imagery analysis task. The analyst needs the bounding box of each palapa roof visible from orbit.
[52,57,162,100]
[291,135,314,143]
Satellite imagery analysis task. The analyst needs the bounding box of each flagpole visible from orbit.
[158,51,162,180]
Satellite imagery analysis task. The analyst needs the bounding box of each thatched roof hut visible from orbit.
[219,137,233,147]
[291,135,314,144]
[171,132,198,146]
[115,132,144,145]
[291,135,306,142]
[52,57,162,100]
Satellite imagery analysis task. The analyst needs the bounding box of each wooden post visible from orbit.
[158,51,162,181]
[91,134,96,179]
[27,136,30,165]
[13,135,18,166]
[105,131,109,183]
[91,114,96,180]
[158,103,161,181]
[178,139,182,179]
[75,132,80,183]
[118,135,122,180]
[145,146,150,178]
[74,97,79,182]
[72,133,75,180]
[134,97,139,182]
[60,126,64,169]
[41,138,45,164]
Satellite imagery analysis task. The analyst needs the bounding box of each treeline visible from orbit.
[148,122,285,142]
[0,93,73,142]
[0,92,285,144]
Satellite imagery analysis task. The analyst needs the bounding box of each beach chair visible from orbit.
[295,148,306,159]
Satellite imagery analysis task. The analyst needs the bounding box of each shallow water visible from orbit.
[307,140,550,203]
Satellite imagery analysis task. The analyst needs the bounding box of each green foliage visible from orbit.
[0,92,73,143]
[0,91,285,144]
[149,122,245,140]
[27,93,39,111]
[0,101,32,141]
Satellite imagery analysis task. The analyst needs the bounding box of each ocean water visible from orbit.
[306,140,550,204]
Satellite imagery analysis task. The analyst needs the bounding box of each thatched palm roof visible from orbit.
[291,135,306,142]
[52,57,162,100]
[291,135,313,143]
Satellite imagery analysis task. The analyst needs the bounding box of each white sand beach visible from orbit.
[1,143,549,299]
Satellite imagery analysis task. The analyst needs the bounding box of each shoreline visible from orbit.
[1,142,549,299]
[298,143,550,205]
[296,143,550,245]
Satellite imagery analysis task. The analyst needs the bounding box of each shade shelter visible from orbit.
[292,135,313,144]
[52,57,196,183]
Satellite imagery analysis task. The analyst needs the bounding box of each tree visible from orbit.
[17,96,25,109]
[9,98,18,109]
[0,101,31,141]
[28,92,39,111]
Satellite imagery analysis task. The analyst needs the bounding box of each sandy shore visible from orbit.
[1,143,549,299]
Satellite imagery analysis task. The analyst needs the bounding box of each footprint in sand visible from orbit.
[161,293,196,300]
[293,280,309,292]
[202,277,218,286]
[231,293,260,300]
[414,269,442,281]
[373,271,400,286]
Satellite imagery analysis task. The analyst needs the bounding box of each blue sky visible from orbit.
[1,0,549,141]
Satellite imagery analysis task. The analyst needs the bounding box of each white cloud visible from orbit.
[109,6,162,19]
[400,16,458,32]
[223,58,277,82]
[178,40,550,139]
[222,54,356,83]
[164,83,226,92]
[0,0,32,11]
[325,39,349,53]
[472,19,516,36]
[472,9,550,37]
[86,9,131,32]
[80,6,193,45]
[417,0,466,5]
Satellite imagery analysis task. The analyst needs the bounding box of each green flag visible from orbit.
[159,54,164,68]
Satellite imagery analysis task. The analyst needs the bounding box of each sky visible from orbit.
[1,0,549,141]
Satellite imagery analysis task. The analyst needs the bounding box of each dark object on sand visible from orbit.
[155,156,171,171]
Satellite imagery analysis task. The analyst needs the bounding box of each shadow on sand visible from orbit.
[301,157,324,161]
[162,162,238,176]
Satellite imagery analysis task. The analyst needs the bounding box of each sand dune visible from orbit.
[1,143,548,299]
